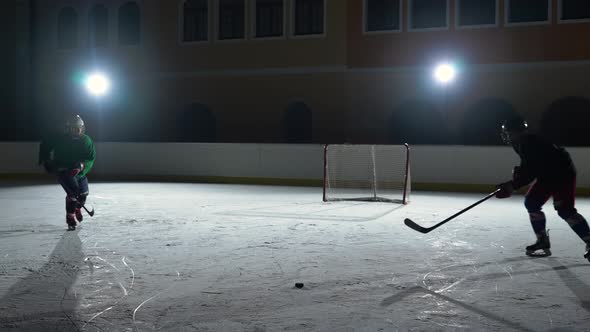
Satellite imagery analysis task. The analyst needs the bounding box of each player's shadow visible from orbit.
[530,257,590,313]
[381,256,589,332]
[381,286,537,332]
[0,231,83,331]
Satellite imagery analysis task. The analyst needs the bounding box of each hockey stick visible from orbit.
[80,203,95,217]
[64,192,95,217]
[68,196,95,217]
[404,189,501,233]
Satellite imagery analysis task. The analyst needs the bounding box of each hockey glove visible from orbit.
[495,181,514,199]
[68,162,85,177]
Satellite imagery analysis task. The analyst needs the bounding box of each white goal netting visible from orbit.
[323,144,410,204]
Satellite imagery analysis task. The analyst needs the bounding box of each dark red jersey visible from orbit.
[511,133,575,189]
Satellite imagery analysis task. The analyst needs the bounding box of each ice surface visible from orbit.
[0,182,589,331]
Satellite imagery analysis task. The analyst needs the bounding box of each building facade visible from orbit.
[6,0,590,145]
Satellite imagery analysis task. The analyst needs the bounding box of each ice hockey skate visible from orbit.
[67,213,77,231]
[526,233,551,257]
[75,207,83,222]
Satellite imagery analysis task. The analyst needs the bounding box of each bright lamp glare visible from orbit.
[434,63,456,84]
[85,73,110,97]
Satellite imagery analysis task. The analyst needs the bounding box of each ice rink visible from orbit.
[1,182,589,331]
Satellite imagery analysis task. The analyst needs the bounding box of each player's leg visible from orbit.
[524,181,552,256]
[553,177,590,261]
[57,172,80,230]
[75,176,89,222]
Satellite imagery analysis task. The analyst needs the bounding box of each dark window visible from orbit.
[58,7,78,49]
[119,2,140,45]
[410,0,448,30]
[256,0,284,37]
[89,5,109,47]
[366,0,401,32]
[561,0,590,20]
[294,0,324,35]
[219,0,245,40]
[507,0,549,23]
[457,0,496,26]
[183,0,208,42]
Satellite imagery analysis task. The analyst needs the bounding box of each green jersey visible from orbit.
[39,133,96,177]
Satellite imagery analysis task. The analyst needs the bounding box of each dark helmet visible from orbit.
[65,114,86,137]
[501,115,527,144]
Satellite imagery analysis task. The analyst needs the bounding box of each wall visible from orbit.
[13,0,590,145]
[348,0,590,67]
[2,142,590,192]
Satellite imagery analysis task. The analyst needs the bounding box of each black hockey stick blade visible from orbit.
[404,218,431,233]
[404,189,501,234]
[82,205,95,217]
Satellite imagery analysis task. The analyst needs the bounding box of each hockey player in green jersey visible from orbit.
[39,115,96,230]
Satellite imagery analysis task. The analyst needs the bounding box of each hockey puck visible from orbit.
[295,282,304,289]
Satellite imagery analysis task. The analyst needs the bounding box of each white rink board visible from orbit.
[1,142,590,187]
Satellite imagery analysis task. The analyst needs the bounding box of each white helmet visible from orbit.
[65,114,86,137]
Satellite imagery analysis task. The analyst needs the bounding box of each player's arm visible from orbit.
[38,135,56,173]
[511,164,534,190]
[496,161,533,199]
[511,135,544,189]
[78,136,96,177]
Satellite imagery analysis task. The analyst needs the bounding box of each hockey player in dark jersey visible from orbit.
[39,115,96,230]
[495,115,590,261]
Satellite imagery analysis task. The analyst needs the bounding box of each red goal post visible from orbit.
[322,144,411,204]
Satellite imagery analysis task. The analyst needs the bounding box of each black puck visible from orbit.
[295,282,304,289]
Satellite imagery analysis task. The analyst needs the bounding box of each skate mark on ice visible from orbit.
[84,305,114,330]
[84,257,94,275]
[80,240,135,330]
[498,264,513,280]
[436,277,467,293]
[95,256,120,271]
[133,271,180,332]
[422,263,463,290]
[122,256,135,289]
[381,286,536,332]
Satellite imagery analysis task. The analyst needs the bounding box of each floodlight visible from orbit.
[84,72,110,97]
[434,63,456,84]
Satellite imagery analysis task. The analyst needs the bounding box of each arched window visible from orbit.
[283,102,313,143]
[389,100,450,144]
[460,98,517,145]
[119,2,140,45]
[89,4,109,47]
[58,7,78,49]
[541,97,590,146]
[178,104,216,142]
[183,0,209,42]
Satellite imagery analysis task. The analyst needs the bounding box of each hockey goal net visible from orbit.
[323,144,410,204]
